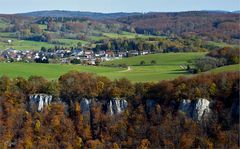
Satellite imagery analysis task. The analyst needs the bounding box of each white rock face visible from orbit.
[193,98,211,121]
[179,98,211,121]
[80,98,91,114]
[108,98,128,115]
[79,98,127,115]
[29,94,53,111]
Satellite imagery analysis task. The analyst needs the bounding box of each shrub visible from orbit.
[140,60,146,65]
[151,60,157,65]
[70,59,81,64]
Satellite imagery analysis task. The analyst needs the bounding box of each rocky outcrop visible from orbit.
[179,98,211,121]
[108,98,128,115]
[79,98,128,116]
[29,94,53,111]
[28,95,129,115]
[80,98,99,115]
[80,98,91,114]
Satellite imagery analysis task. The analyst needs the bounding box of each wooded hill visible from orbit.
[117,11,240,44]
[16,10,240,44]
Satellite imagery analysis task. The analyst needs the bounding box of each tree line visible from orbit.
[93,36,210,53]
[193,47,240,72]
[0,71,239,148]
[118,11,240,44]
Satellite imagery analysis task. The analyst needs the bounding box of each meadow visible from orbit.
[0,63,123,80]
[102,52,206,66]
[0,38,55,50]
[0,52,210,82]
[208,64,240,73]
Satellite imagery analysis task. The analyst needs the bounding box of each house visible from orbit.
[89,59,96,65]
[95,51,105,57]
[128,50,139,56]
[83,50,93,59]
[71,49,84,56]
[85,54,92,59]
[84,50,93,55]
[7,40,12,44]
[16,55,22,61]
[117,51,127,58]
[34,53,40,59]
[105,50,115,58]
[140,50,149,55]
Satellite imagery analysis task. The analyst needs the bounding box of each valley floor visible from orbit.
[0,52,239,82]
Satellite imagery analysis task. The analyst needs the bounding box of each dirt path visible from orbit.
[119,66,131,72]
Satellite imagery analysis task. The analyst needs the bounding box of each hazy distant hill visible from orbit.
[232,10,240,13]
[18,10,141,19]
[18,10,239,19]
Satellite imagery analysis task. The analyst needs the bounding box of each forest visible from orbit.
[193,47,240,72]
[0,71,239,148]
[93,36,209,53]
[118,11,240,44]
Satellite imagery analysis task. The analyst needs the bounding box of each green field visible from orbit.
[0,52,212,82]
[0,19,7,29]
[103,32,138,39]
[0,39,55,50]
[52,38,89,46]
[207,41,239,48]
[0,63,124,80]
[102,31,164,39]
[102,52,206,66]
[0,37,88,51]
[208,64,240,73]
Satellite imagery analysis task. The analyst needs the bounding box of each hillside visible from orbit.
[208,64,240,73]
[102,52,206,66]
[117,11,240,44]
[18,10,141,19]
[2,52,238,82]
[0,52,205,82]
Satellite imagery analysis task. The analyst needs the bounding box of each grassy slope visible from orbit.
[103,32,165,39]
[0,52,206,82]
[53,39,89,46]
[0,39,55,50]
[102,52,207,82]
[207,41,239,48]
[0,52,238,82]
[0,63,123,80]
[102,52,206,66]
[208,64,239,73]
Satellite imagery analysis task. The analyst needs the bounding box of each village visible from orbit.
[0,47,150,65]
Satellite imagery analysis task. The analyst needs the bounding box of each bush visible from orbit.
[118,63,128,68]
[194,57,225,72]
[70,59,81,64]
[140,60,146,65]
[150,60,157,65]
